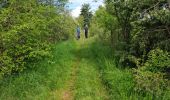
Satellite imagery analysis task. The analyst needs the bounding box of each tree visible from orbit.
[37,0,68,6]
[94,6,118,46]
[102,0,170,97]
[80,3,93,27]
[105,0,134,44]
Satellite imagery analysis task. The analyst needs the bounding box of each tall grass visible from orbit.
[88,38,170,100]
[0,40,76,100]
[0,37,169,100]
[84,40,134,99]
[73,39,109,99]
[73,38,135,99]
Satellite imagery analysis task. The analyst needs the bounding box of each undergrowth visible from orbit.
[0,40,76,100]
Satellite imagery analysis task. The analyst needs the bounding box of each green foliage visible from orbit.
[105,0,133,43]
[133,69,169,99]
[144,49,170,72]
[89,16,104,37]
[95,6,116,31]
[92,6,119,45]
[102,0,170,66]
[0,0,75,77]
[99,59,134,99]
[132,49,170,99]
[92,0,170,99]
[0,52,14,76]
[134,70,168,99]
[80,3,93,27]
[76,15,84,28]
[0,40,76,99]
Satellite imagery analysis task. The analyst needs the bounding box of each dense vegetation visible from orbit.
[0,0,170,99]
[88,0,170,99]
[0,0,75,78]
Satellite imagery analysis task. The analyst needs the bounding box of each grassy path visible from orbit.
[73,38,109,100]
[0,37,136,100]
[57,38,109,100]
[0,37,168,100]
[0,38,110,100]
[59,57,79,100]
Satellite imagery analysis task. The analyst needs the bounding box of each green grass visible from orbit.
[74,59,108,100]
[1,37,169,100]
[73,38,109,100]
[72,37,139,99]
[76,38,136,99]
[0,40,76,100]
[97,58,135,99]
[86,38,170,100]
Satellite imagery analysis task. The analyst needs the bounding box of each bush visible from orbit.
[133,48,170,99]
[144,48,170,72]
[0,0,75,77]
[133,69,168,99]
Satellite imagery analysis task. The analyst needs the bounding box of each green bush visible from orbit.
[144,48,170,72]
[0,0,75,77]
[133,68,169,99]
[133,49,170,99]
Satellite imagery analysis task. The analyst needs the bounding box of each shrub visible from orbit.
[133,48,170,99]
[0,0,75,77]
[133,69,168,99]
[144,48,170,72]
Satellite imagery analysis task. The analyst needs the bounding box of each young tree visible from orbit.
[80,3,93,27]
[94,6,118,46]
[105,0,133,44]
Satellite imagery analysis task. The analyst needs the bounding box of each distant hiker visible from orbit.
[76,25,80,40]
[84,24,88,38]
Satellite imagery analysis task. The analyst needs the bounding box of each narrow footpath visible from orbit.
[57,38,109,100]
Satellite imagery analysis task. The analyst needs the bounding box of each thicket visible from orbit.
[0,0,75,78]
[92,0,170,99]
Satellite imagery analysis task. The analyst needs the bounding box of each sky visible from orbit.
[68,0,104,18]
